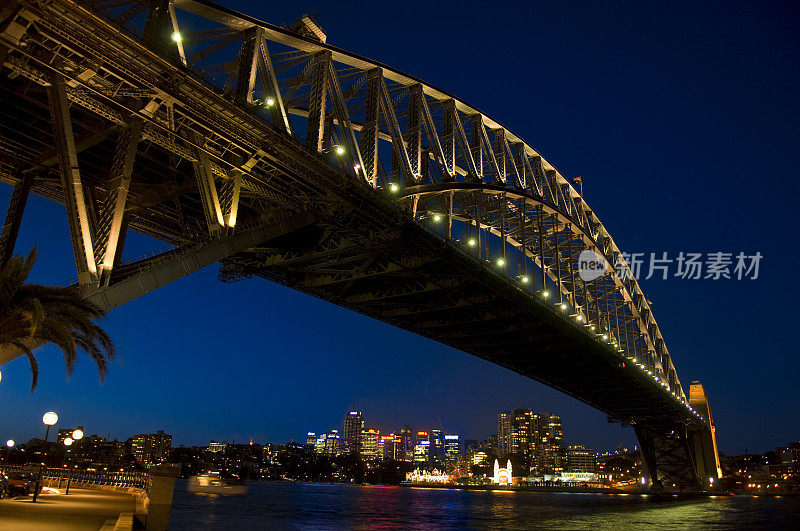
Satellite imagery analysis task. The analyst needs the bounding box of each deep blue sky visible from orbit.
[1,0,798,454]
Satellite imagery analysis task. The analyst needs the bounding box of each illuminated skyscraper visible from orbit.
[429,429,445,468]
[414,432,430,466]
[343,411,364,454]
[537,413,563,474]
[444,434,461,464]
[498,411,512,457]
[400,425,414,462]
[306,432,317,447]
[324,430,341,456]
[361,428,381,460]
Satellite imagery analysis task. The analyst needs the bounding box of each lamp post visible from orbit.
[32,411,58,502]
[63,438,73,494]
[64,429,83,495]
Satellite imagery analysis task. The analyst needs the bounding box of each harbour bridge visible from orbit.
[0,0,721,490]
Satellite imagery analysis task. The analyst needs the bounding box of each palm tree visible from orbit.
[0,248,114,391]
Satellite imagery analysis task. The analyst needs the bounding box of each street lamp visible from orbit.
[5,440,13,448]
[63,438,74,494]
[32,411,58,502]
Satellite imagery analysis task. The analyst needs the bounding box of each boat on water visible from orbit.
[186,473,249,495]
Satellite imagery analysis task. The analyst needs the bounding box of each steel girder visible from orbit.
[0,0,717,490]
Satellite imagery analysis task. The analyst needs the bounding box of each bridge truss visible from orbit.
[0,0,719,490]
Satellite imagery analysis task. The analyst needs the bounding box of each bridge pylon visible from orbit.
[636,380,721,491]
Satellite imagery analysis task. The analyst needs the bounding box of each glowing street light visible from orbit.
[602,334,609,340]
[171,32,182,43]
[560,303,568,311]
[521,275,530,284]
[265,97,275,107]
[389,183,399,193]
[467,238,477,247]
[576,315,584,322]
[433,213,442,222]
[63,437,73,447]
[542,290,550,298]
[6,440,14,448]
[33,411,58,502]
[496,257,506,267]
[335,145,345,155]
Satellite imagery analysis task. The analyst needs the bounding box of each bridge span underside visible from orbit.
[0,0,719,490]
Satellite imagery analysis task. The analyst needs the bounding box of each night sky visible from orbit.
[1,0,798,455]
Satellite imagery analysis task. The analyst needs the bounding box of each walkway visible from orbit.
[0,487,136,530]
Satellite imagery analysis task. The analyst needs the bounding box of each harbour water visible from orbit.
[168,480,800,529]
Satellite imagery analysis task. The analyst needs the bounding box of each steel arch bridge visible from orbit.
[0,0,720,490]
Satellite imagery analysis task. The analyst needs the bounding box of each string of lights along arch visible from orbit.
[0,0,721,490]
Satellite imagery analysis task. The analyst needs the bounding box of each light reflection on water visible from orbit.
[168,480,800,530]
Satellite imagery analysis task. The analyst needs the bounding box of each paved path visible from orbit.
[0,487,135,530]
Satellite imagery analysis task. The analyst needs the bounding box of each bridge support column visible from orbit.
[48,72,98,285]
[0,172,32,266]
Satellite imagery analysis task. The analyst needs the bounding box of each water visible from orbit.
[169,480,800,529]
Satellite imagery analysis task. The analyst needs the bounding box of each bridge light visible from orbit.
[576,315,583,322]
[521,275,530,284]
[496,257,506,267]
[633,358,638,363]
[590,325,596,330]
[171,32,182,43]
[389,183,399,193]
[467,238,477,247]
[265,97,275,107]
[602,334,608,340]
[560,303,568,311]
[542,290,550,298]
[433,213,442,222]
[335,145,345,155]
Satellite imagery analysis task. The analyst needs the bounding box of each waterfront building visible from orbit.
[305,433,316,447]
[565,445,596,473]
[492,459,514,485]
[343,411,364,454]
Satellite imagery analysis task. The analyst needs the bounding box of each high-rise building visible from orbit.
[360,429,381,460]
[444,434,461,464]
[511,408,536,470]
[400,425,414,462]
[429,430,445,468]
[498,412,512,457]
[565,445,596,473]
[314,436,327,455]
[324,430,341,456]
[130,430,172,465]
[305,432,317,447]
[414,432,430,466]
[537,414,563,474]
[343,411,364,454]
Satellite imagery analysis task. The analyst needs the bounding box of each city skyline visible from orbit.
[0,0,798,458]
